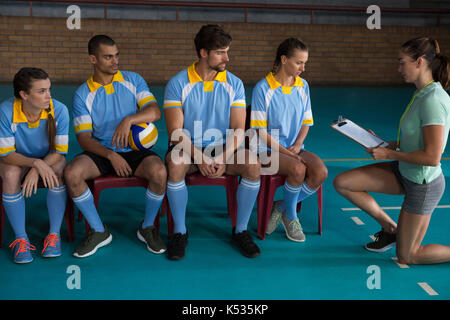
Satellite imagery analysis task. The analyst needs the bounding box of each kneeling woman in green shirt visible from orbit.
[334,37,450,265]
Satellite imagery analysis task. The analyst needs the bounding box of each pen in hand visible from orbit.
[365,142,384,157]
[374,142,384,148]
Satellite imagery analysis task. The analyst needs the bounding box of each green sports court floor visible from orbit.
[0,84,449,300]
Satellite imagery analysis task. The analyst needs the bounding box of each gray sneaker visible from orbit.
[266,200,284,234]
[73,225,112,258]
[137,221,167,254]
[280,214,305,242]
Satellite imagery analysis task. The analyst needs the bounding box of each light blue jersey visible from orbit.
[0,97,69,158]
[163,62,246,147]
[72,70,157,152]
[250,72,313,150]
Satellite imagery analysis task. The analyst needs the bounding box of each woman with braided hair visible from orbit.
[250,38,327,242]
[0,67,69,263]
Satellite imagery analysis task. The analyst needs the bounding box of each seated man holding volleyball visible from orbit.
[64,35,167,258]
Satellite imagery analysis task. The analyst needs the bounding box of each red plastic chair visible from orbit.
[161,172,239,238]
[0,179,75,247]
[256,174,323,240]
[78,174,161,232]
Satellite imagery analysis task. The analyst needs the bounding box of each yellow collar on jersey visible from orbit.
[13,98,55,128]
[87,70,125,94]
[187,62,227,84]
[266,72,303,94]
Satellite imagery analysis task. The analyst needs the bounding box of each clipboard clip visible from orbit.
[337,115,347,127]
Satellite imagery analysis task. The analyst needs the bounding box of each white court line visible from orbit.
[351,217,364,225]
[391,257,409,269]
[342,205,450,211]
[418,282,439,296]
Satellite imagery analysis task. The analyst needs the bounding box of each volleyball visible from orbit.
[128,122,158,150]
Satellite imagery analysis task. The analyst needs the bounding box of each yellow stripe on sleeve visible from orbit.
[302,118,314,125]
[0,146,16,155]
[250,120,267,128]
[74,123,93,133]
[138,96,156,109]
[231,103,246,108]
[163,102,182,109]
[55,144,69,153]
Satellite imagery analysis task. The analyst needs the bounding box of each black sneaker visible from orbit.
[365,230,396,252]
[73,224,112,258]
[167,232,188,260]
[137,221,167,254]
[231,229,260,258]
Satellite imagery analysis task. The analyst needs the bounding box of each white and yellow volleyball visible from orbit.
[128,122,158,151]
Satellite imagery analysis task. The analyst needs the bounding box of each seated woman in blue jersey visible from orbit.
[0,67,69,264]
[250,38,327,242]
[334,37,450,265]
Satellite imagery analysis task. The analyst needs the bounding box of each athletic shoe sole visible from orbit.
[14,257,33,264]
[281,219,305,242]
[42,252,62,258]
[168,253,184,261]
[137,230,166,254]
[73,234,113,258]
[364,242,396,253]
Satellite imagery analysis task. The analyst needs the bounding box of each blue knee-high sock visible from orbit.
[47,185,67,234]
[297,182,316,203]
[2,191,27,239]
[275,182,318,215]
[283,182,302,221]
[72,188,104,233]
[142,188,164,228]
[235,178,260,233]
[166,180,188,234]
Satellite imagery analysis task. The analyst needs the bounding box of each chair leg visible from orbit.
[256,177,267,240]
[0,204,4,248]
[154,212,160,231]
[258,176,279,240]
[166,200,174,239]
[77,210,83,222]
[318,185,323,235]
[256,190,265,240]
[226,181,237,228]
[64,199,75,243]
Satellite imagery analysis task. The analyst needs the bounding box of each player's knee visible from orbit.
[0,164,22,185]
[311,165,328,186]
[333,172,349,192]
[147,161,167,186]
[290,162,306,184]
[64,162,84,187]
[166,157,189,181]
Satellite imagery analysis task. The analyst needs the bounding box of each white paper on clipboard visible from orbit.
[331,118,389,148]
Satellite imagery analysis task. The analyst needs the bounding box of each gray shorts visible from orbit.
[391,161,445,215]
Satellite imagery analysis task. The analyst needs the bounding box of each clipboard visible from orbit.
[331,116,389,148]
